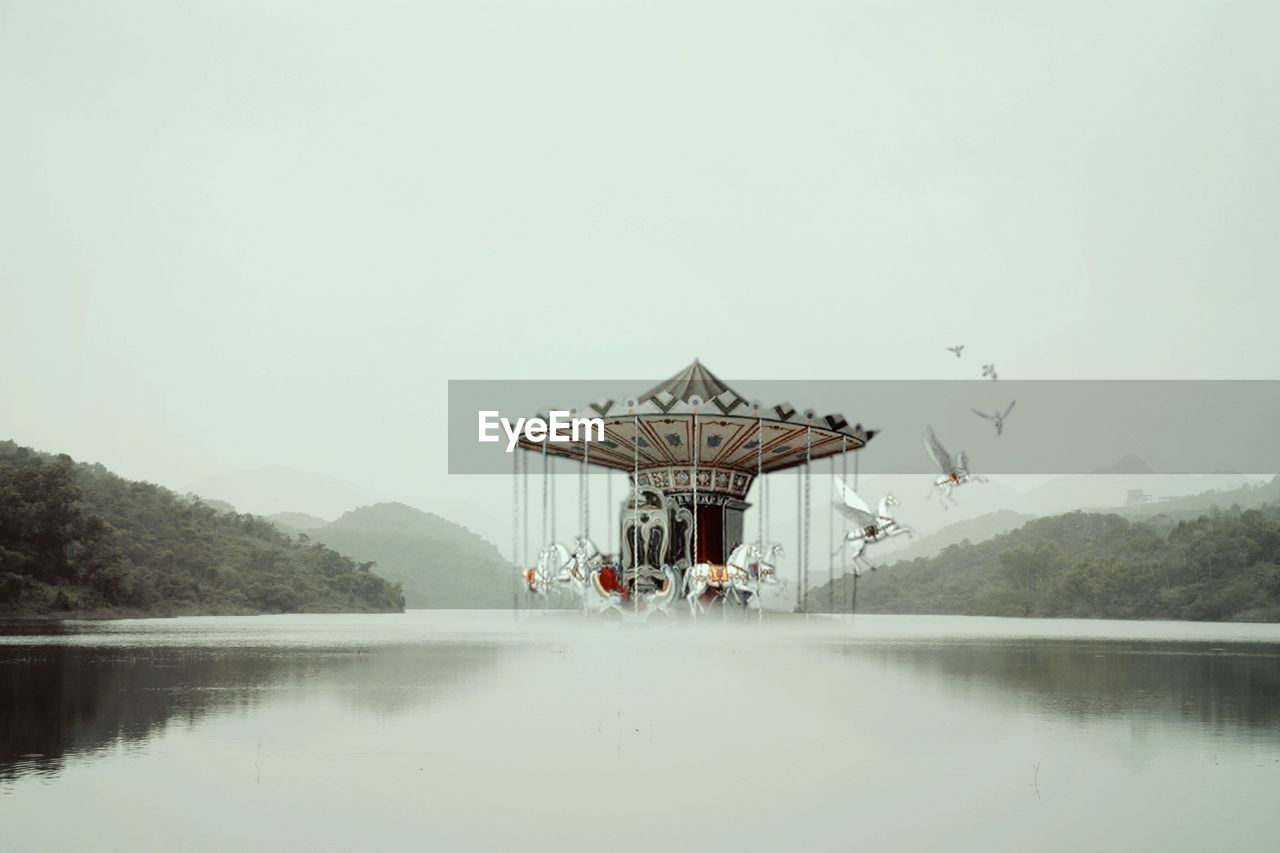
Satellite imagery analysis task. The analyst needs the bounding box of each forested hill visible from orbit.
[810,498,1280,622]
[0,441,405,616]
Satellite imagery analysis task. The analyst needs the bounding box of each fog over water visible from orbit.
[4,612,1278,852]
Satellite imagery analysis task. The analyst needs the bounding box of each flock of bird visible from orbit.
[948,343,1015,436]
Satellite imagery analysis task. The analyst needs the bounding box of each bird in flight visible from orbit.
[946,345,965,359]
[973,401,1017,436]
[982,363,998,381]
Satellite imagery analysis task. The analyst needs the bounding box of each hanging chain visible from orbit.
[804,425,812,612]
[692,411,698,569]
[852,434,861,613]
[512,447,519,574]
[764,467,770,545]
[633,414,640,578]
[828,453,835,613]
[854,441,860,492]
[541,441,548,548]
[747,412,757,545]
[522,448,529,570]
[841,435,849,612]
[796,458,803,613]
[757,414,764,624]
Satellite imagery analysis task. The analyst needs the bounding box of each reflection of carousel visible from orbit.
[515,361,876,618]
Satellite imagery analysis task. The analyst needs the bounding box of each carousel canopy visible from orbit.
[515,360,876,485]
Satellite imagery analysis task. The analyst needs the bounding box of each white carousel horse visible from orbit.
[834,480,913,575]
[563,536,625,614]
[725,542,785,610]
[922,426,987,509]
[522,542,571,594]
[686,543,771,616]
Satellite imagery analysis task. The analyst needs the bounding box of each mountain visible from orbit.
[807,503,1280,622]
[283,502,516,608]
[267,512,331,536]
[882,510,1035,565]
[1090,454,1156,475]
[0,441,404,616]
[183,495,237,514]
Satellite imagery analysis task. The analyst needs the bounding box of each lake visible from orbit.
[2,611,1279,852]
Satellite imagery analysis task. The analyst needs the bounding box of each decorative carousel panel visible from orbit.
[698,418,749,467]
[631,466,754,499]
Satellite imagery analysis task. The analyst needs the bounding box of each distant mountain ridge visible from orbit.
[269,502,515,608]
[1120,475,1280,521]
[185,466,376,520]
[883,510,1035,565]
[267,512,330,535]
[1089,454,1157,475]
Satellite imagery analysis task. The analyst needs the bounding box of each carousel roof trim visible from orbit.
[517,360,878,477]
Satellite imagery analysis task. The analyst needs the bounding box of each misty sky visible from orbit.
[2,1,1278,547]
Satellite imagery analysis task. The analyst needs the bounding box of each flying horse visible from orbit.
[684,542,783,616]
[833,479,913,575]
[923,426,987,508]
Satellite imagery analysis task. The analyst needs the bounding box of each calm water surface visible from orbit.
[2,611,1279,852]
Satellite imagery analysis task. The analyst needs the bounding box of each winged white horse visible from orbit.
[833,479,914,575]
[923,426,987,508]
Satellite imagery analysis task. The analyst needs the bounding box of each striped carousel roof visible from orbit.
[515,360,876,485]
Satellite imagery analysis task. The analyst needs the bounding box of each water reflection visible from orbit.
[2,614,1279,852]
[4,614,1280,781]
[833,638,1280,734]
[1,641,501,780]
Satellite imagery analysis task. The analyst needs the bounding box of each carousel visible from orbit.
[513,360,879,618]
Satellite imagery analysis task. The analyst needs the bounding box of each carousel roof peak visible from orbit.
[642,359,742,407]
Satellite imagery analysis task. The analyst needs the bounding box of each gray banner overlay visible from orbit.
[448,380,1280,475]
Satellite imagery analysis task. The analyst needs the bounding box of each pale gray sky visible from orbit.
[2,1,1277,545]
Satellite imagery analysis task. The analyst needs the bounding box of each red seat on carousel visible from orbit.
[596,565,628,599]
